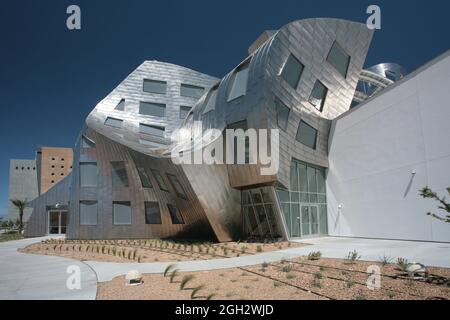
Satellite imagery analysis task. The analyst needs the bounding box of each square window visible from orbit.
[113,201,132,225]
[280,54,304,89]
[81,136,95,148]
[227,59,250,101]
[309,81,328,112]
[151,169,169,192]
[104,117,123,128]
[167,204,184,224]
[274,97,290,131]
[143,79,167,94]
[111,161,129,188]
[139,123,165,137]
[180,84,204,98]
[79,163,97,187]
[139,102,166,117]
[179,106,192,119]
[145,202,161,224]
[80,201,97,226]
[296,121,318,149]
[167,174,187,199]
[327,42,350,78]
[227,120,250,164]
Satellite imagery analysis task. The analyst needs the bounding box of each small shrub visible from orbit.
[261,262,269,268]
[286,273,295,280]
[354,294,367,300]
[314,272,323,280]
[308,251,322,261]
[319,266,325,272]
[311,279,321,288]
[281,265,293,273]
[345,250,361,263]
[206,293,216,300]
[256,245,263,253]
[346,280,355,288]
[180,275,195,290]
[169,269,179,283]
[386,291,396,299]
[273,281,283,288]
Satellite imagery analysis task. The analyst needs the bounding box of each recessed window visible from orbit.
[51,165,55,168]
[180,84,204,99]
[296,120,318,149]
[61,166,65,169]
[202,84,219,114]
[327,41,350,78]
[51,180,55,184]
[15,167,18,170]
[151,169,169,192]
[113,201,132,225]
[114,99,125,111]
[80,163,98,187]
[111,161,129,188]
[145,202,161,224]
[61,173,64,176]
[52,158,56,161]
[179,106,191,119]
[61,158,65,161]
[33,167,35,170]
[274,97,290,131]
[167,174,187,199]
[27,167,30,170]
[309,81,328,112]
[280,54,304,89]
[139,139,166,148]
[80,201,98,226]
[105,117,123,128]
[167,204,184,224]
[51,173,55,176]
[227,59,250,102]
[137,167,152,188]
[143,79,167,95]
[139,123,165,137]
[139,102,166,117]
[81,136,95,148]
[21,167,24,170]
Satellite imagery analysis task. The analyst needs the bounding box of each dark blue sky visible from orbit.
[0,0,449,217]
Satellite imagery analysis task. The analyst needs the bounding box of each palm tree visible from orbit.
[10,199,28,232]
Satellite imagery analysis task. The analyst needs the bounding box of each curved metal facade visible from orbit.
[26,18,375,241]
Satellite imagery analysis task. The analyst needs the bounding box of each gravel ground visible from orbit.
[19,239,302,263]
[97,257,450,300]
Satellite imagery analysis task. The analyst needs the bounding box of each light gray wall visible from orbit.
[327,50,450,243]
[8,159,39,222]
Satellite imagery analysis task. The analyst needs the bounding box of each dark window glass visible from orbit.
[111,162,129,187]
[280,54,304,89]
[145,202,161,224]
[139,123,165,137]
[143,79,167,94]
[327,42,350,78]
[167,174,187,199]
[151,169,169,192]
[180,84,204,98]
[296,121,318,149]
[137,167,152,188]
[115,99,125,111]
[179,106,192,119]
[275,97,290,131]
[104,117,123,128]
[228,59,250,101]
[309,81,328,112]
[139,102,166,117]
[80,163,97,187]
[81,136,95,148]
[80,201,98,226]
[167,204,184,224]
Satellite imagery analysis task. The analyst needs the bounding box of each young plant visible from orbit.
[261,262,269,268]
[397,257,409,271]
[180,275,195,290]
[256,245,263,253]
[345,250,361,263]
[281,265,293,273]
[169,269,180,283]
[164,264,177,277]
[190,285,205,299]
[379,254,393,266]
[206,293,216,300]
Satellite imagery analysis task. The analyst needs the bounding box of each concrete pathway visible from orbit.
[86,237,450,282]
[0,237,97,300]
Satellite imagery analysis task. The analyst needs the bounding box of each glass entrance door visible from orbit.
[301,205,319,237]
[48,211,68,235]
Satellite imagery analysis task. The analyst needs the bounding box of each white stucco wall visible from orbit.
[327,50,450,243]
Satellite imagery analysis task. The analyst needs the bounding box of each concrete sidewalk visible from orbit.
[86,237,450,282]
[0,237,97,300]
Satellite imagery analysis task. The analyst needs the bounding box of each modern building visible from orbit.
[8,160,39,222]
[8,147,73,223]
[23,18,450,243]
[36,147,74,194]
